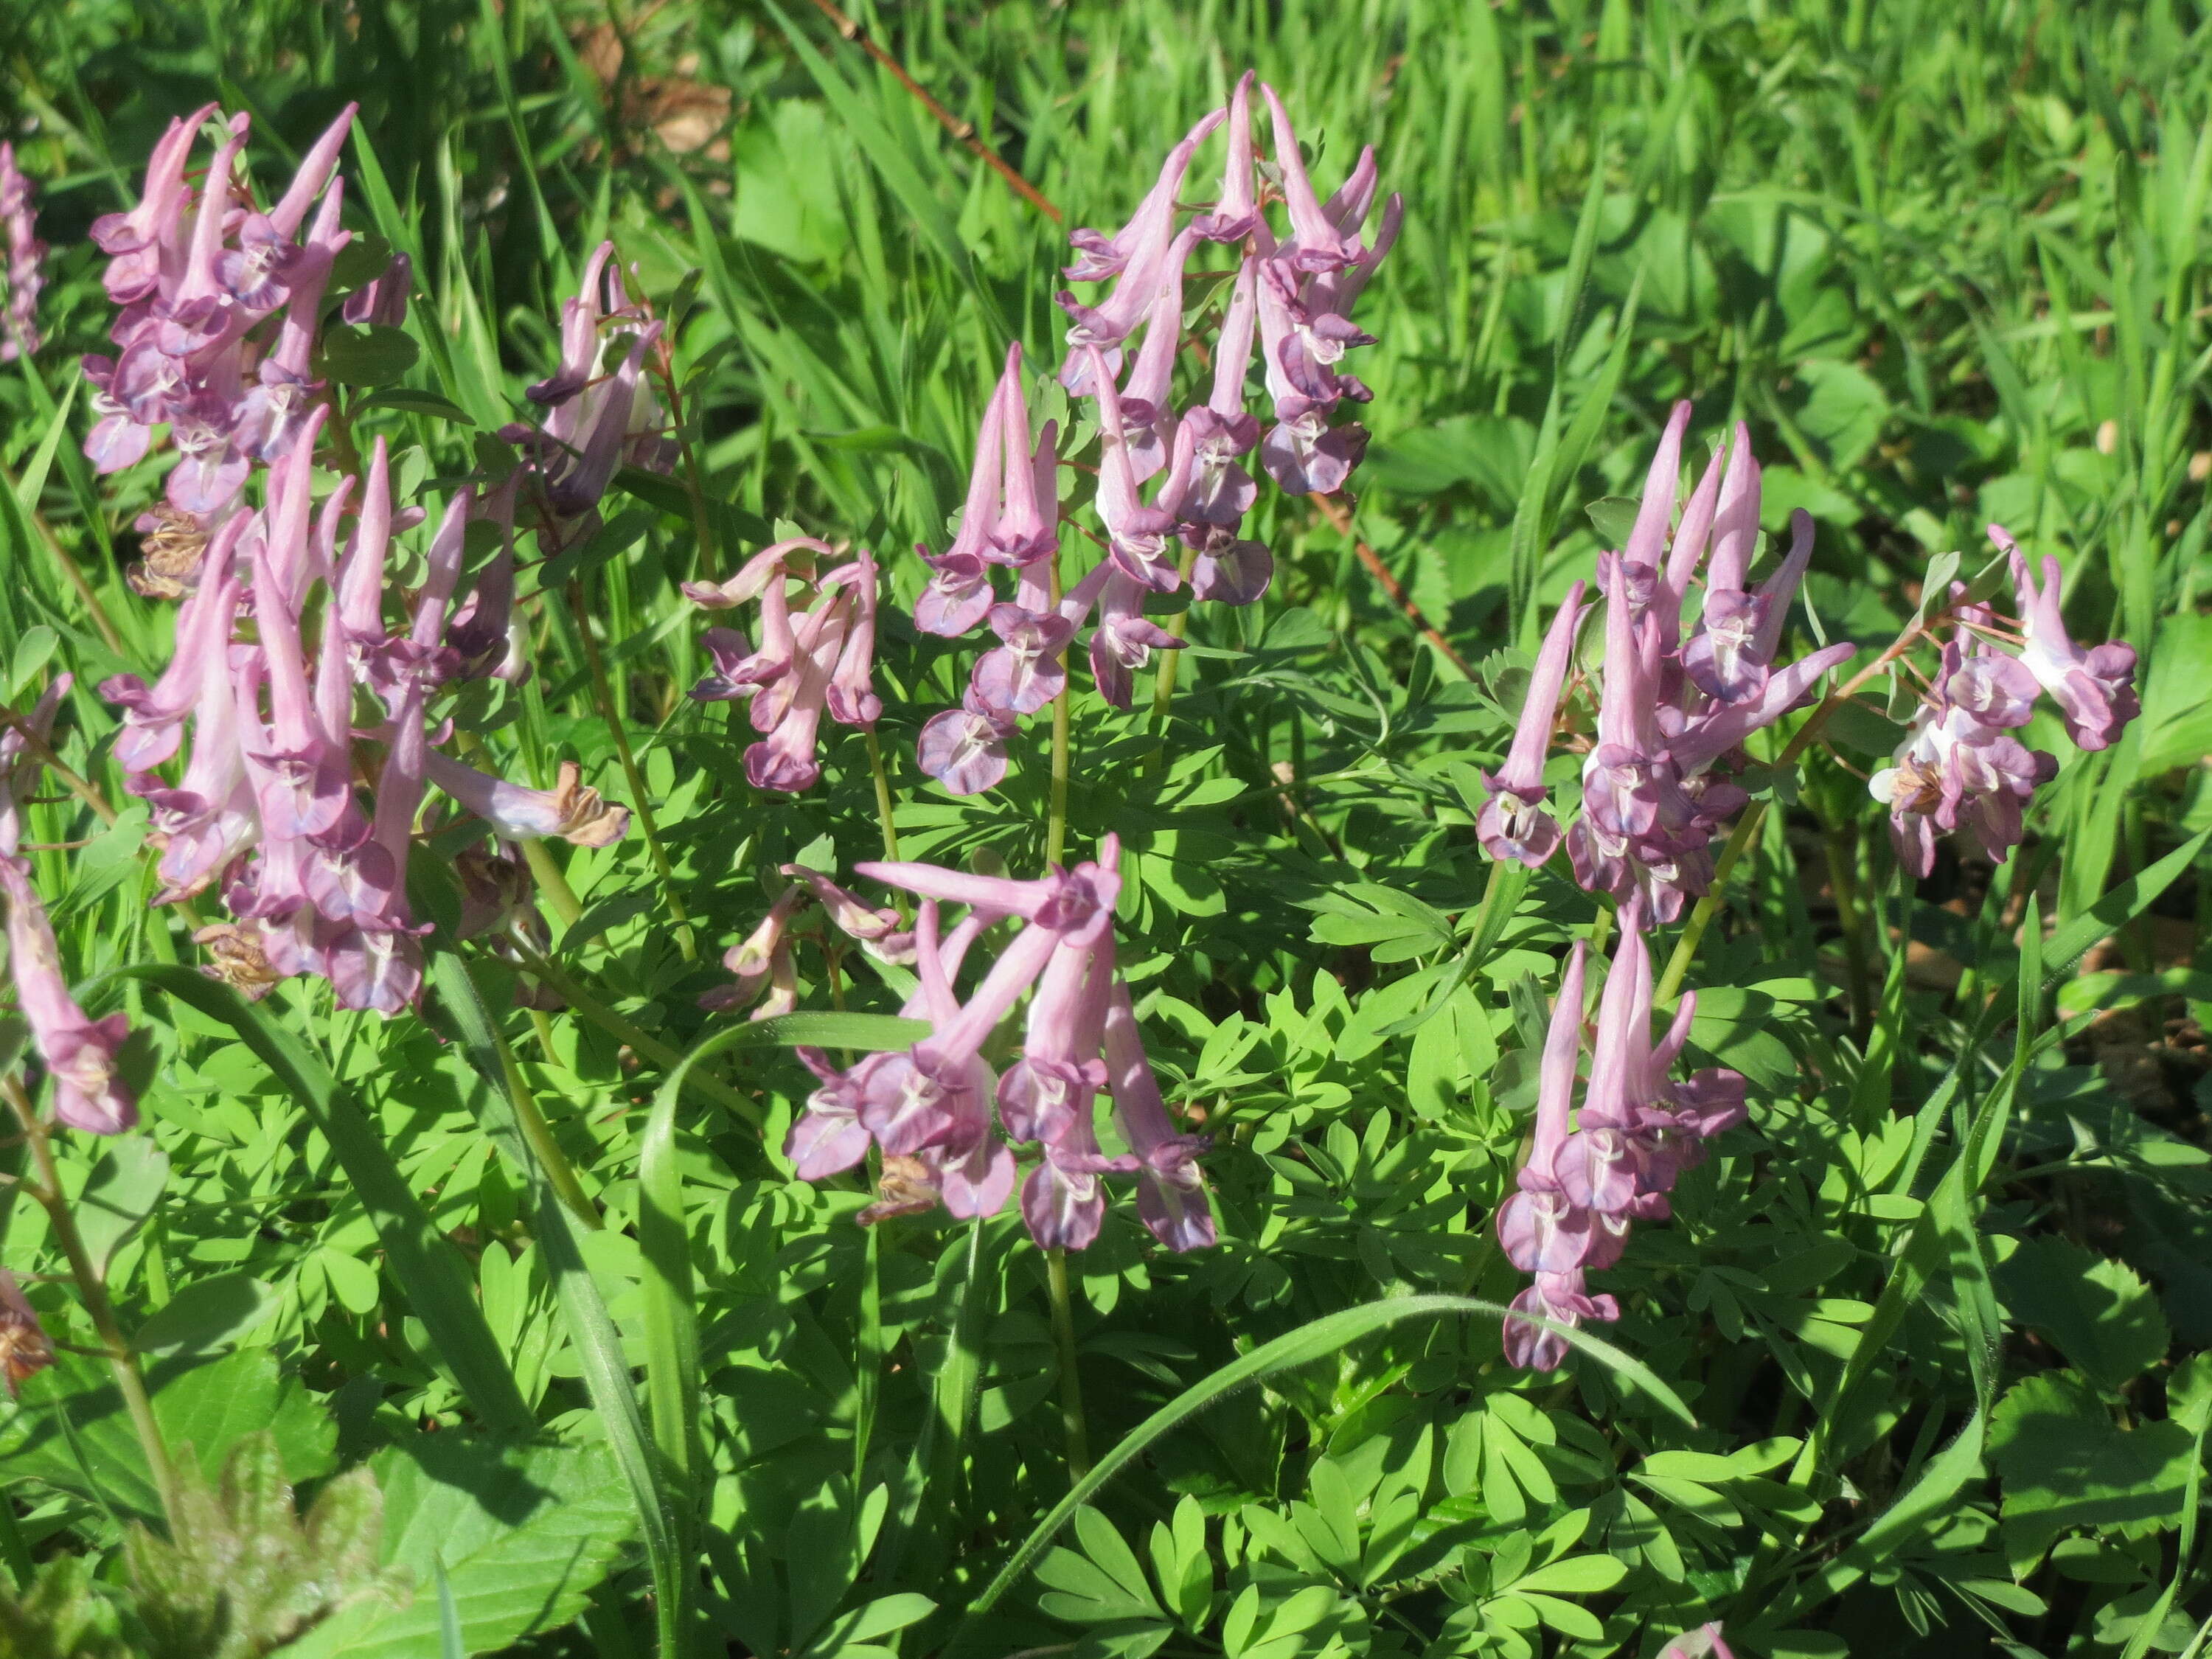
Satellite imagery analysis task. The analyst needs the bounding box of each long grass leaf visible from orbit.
[957,1293,1691,1627]
[116,964,534,1436]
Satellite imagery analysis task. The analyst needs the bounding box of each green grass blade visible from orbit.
[116,964,534,1436]
[435,1557,466,1659]
[957,1293,1691,1627]
[431,953,682,1657]
[2040,824,2211,993]
[764,0,1013,347]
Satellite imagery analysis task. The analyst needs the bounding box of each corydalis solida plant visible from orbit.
[1496,902,1746,1368]
[684,537,883,795]
[83,119,647,1015]
[912,76,1399,796]
[1480,404,1857,920]
[732,838,1215,1253]
[1870,524,2141,875]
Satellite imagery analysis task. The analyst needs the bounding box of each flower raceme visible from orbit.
[909,78,1396,797]
[100,418,630,1015]
[502,240,678,531]
[684,538,883,794]
[726,837,1216,1253]
[1869,524,2140,877]
[80,102,361,526]
[1497,900,1747,1370]
[1478,405,1856,921]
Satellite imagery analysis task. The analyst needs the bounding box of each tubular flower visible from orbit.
[685,538,883,793]
[1478,582,1587,866]
[770,838,1215,1251]
[1475,406,1855,922]
[1871,525,2138,874]
[1997,526,2140,751]
[1498,903,1747,1371]
[80,103,364,518]
[1,856,136,1135]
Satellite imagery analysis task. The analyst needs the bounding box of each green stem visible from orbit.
[501,936,763,1129]
[1655,802,1767,1005]
[1044,1248,1091,1480]
[863,728,902,863]
[3,1077,182,1537]
[1047,689,1072,869]
[1823,818,1874,1034]
[1142,547,1201,779]
[521,838,585,931]
[658,358,721,581]
[566,582,697,961]
[472,993,602,1230]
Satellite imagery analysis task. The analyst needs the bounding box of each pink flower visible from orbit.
[0,858,135,1134]
[1478,582,1587,866]
[1999,526,2140,751]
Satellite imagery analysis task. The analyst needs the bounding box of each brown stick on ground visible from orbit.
[1308,492,1474,678]
[801,0,1064,224]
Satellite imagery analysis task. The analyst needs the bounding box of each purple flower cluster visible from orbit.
[1058,74,1399,498]
[1871,524,2140,876]
[913,78,1399,796]
[0,141,45,362]
[1,678,136,1135]
[701,862,914,1023]
[1480,405,1857,921]
[501,241,677,535]
[102,423,630,1015]
[759,836,1214,1252]
[1496,900,1746,1369]
[684,538,882,793]
[80,104,361,527]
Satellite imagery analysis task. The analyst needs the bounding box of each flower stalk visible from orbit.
[0,1074,182,1536]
